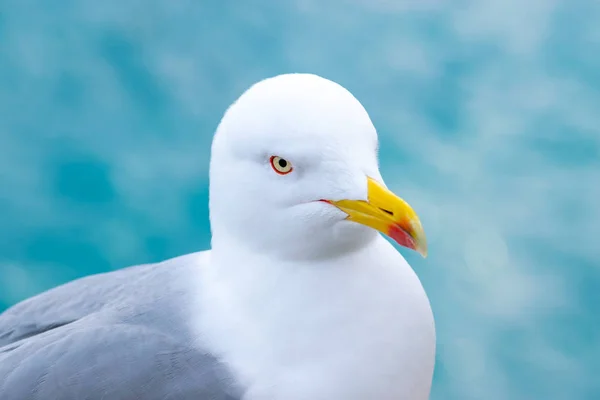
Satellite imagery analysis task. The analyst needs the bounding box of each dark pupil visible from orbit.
[278,158,288,168]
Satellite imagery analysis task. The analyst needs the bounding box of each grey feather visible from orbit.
[0,252,242,400]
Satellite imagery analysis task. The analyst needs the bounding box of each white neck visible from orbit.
[196,235,436,400]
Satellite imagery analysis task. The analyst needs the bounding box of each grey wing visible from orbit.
[0,324,239,400]
[0,252,242,399]
[0,261,153,348]
[0,320,239,400]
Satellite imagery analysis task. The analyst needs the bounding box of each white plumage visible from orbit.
[196,73,435,399]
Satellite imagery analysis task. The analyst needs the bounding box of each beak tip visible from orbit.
[409,220,428,259]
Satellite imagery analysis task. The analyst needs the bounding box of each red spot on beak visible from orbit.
[388,224,417,250]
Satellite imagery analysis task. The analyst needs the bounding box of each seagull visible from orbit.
[0,73,435,400]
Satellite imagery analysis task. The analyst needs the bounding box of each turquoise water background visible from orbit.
[1,1,599,399]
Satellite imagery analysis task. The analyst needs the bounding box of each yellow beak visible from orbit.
[327,177,428,257]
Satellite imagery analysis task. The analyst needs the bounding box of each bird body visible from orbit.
[198,234,434,400]
[0,73,435,399]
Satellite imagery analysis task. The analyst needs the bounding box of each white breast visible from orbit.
[196,237,436,400]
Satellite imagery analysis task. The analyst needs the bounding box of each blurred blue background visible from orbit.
[1,0,599,399]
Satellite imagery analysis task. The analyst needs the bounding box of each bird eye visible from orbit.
[270,156,293,175]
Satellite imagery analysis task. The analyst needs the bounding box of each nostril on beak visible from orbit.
[380,208,394,216]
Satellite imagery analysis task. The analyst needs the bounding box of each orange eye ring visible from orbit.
[270,156,293,175]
